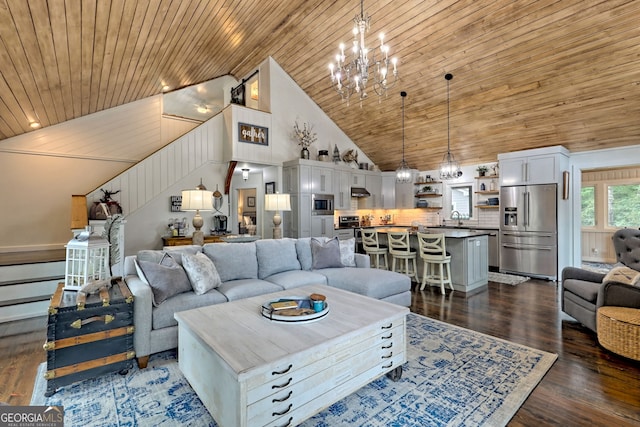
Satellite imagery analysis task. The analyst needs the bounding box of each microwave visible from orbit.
[312,193,334,216]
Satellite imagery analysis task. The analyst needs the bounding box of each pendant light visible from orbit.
[439,73,462,179]
[396,91,412,183]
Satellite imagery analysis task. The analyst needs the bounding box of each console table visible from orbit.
[162,235,223,246]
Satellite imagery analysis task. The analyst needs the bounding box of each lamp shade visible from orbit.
[265,193,291,212]
[181,189,213,211]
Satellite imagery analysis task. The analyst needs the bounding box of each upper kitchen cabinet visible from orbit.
[311,165,334,194]
[359,173,382,209]
[498,146,570,186]
[334,169,352,210]
[223,104,276,165]
[283,162,311,194]
[381,173,397,209]
[395,181,414,209]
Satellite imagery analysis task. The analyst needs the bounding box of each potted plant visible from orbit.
[293,121,317,159]
[476,165,488,177]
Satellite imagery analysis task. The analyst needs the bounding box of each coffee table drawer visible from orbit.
[246,321,404,404]
[248,326,406,426]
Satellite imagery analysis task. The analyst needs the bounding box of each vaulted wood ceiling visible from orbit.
[1,0,639,172]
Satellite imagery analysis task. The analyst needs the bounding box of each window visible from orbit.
[581,186,595,227]
[450,185,472,219]
[607,184,640,227]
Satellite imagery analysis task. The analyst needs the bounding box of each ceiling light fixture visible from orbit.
[242,168,249,181]
[439,73,462,180]
[29,121,41,129]
[196,104,210,114]
[396,91,412,183]
[328,0,398,107]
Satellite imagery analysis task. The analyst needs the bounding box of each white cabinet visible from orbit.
[498,146,569,186]
[311,216,334,238]
[334,229,354,241]
[334,169,352,210]
[284,193,311,238]
[361,173,382,209]
[381,173,396,209]
[311,166,334,194]
[395,181,414,209]
[283,164,311,194]
[351,172,366,187]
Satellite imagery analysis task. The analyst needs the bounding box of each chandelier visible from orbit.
[440,73,462,179]
[396,91,412,183]
[328,0,399,106]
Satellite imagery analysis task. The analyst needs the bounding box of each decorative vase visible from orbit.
[301,147,309,159]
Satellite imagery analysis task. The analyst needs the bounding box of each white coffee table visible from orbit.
[174,284,409,427]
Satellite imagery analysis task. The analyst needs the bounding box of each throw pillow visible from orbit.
[603,266,640,287]
[339,238,356,267]
[137,256,192,307]
[182,252,222,295]
[311,237,344,270]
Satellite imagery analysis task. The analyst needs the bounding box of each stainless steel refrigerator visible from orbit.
[499,183,557,280]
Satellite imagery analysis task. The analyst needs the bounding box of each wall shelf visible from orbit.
[415,193,442,198]
[476,205,499,209]
[475,190,499,195]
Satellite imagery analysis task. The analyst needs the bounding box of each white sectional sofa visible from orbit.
[124,237,412,368]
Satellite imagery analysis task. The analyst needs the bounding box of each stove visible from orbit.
[338,215,360,229]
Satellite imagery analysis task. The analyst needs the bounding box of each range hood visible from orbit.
[351,187,371,198]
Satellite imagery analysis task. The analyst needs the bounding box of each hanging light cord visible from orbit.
[401,91,406,162]
[446,73,452,160]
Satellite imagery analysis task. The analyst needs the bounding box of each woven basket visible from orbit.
[597,306,640,361]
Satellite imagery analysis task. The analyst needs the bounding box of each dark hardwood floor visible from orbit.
[1,279,639,426]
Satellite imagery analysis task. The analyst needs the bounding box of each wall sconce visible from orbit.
[242,168,249,181]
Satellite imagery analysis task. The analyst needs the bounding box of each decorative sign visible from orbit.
[238,123,268,146]
[170,195,182,212]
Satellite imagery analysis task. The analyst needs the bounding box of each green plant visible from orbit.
[476,165,488,175]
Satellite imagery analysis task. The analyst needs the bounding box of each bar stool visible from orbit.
[360,228,388,269]
[388,231,417,282]
[416,232,453,294]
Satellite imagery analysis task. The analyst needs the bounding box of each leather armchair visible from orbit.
[561,228,640,332]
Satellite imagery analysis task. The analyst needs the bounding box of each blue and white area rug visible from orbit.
[31,313,556,426]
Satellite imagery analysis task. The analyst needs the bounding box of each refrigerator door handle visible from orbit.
[524,191,530,227]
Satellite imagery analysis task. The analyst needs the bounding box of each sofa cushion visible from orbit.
[320,267,411,300]
[182,252,222,295]
[152,289,228,329]
[216,279,283,302]
[137,245,201,266]
[311,237,344,270]
[203,242,258,282]
[136,257,192,307]
[256,239,301,279]
[339,238,356,267]
[264,270,328,290]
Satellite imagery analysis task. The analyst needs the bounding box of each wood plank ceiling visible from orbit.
[0,0,639,172]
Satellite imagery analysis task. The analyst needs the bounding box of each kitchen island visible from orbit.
[374,227,489,293]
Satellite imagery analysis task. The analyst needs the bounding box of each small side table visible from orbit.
[596,306,640,360]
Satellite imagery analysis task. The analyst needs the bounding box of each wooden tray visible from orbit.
[261,297,329,323]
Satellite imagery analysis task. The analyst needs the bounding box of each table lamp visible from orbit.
[265,193,291,239]
[181,180,213,246]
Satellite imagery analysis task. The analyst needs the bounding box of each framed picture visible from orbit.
[247,196,255,207]
[265,182,275,194]
[238,122,268,146]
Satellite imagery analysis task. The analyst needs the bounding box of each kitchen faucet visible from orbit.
[451,210,463,226]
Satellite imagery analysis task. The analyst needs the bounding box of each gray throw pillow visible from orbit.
[137,256,192,306]
[182,252,222,295]
[311,237,344,270]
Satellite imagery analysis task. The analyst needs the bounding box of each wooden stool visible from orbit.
[596,306,640,361]
[360,229,388,270]
[388,231,417,282]
[416,232,453,295]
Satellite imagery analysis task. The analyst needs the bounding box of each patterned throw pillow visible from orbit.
[182,252,222,295]
[339,238,356,267]
[311,237,344,269]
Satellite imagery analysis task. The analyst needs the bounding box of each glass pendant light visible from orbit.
[396,91,412,183]
[440,73,462,180]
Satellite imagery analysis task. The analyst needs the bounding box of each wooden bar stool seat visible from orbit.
[388,231,417,282]
[360,228,388,269]
[417,232,453,295]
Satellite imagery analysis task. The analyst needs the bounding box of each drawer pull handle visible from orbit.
[276,416,293,427]
[272,378,292,389]
[272,391,293,403]
[272,364,293,375]
[381,333,393,339]
[70,314,114,329]
[382,343,393,349]
[381,323,393,330]
[382,362,393,369]
[382,352,393,359]
[272,403,293,416]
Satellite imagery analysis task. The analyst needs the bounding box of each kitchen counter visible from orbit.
[374,228,489,293]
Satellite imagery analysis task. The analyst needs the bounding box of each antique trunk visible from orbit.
[44,279,135,396]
